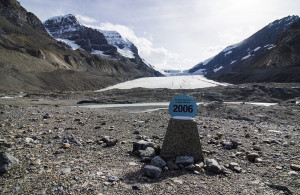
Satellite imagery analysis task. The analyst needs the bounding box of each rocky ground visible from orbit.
[0,83,300,194]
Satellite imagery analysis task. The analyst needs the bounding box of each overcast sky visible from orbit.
[18,0,299,71]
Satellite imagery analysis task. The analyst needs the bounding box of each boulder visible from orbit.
[0,152,19,174]
[206,159,222,173]
[151,156,166,168]
[143,165,162,179]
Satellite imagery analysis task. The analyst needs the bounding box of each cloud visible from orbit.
[76,14,97,24]
[85,21,185,70]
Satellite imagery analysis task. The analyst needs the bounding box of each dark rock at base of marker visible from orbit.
[167,161,178,170]
[138,147,156,158]
[185,164,196,171]
[151,156,166,168]
[143,165,162,179]
[175,156,194,165]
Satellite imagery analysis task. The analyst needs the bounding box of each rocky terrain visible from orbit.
[0,83,299,194]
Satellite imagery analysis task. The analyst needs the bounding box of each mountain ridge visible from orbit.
[0,0,162,93]
[188,15,300,83]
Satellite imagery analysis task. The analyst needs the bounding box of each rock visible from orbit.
[43,113,51,119]
[60,167,71,175]
[247,153,259,162]
[267,183,293,194]
[167,161,178,170]
[24,137,33,144]
[229,162,239,170]
[216,132,223,139]
[62,137,81,145]
[195,162,204,172]
[172,179,183,184]
[129,162,138,166]
[185,164,196,171]
[222,140,238,149]
[288,171,298,176]
[139,147,156,158]
[133,140,154,152]
[101,136,110,143]
[175,156,194,165]
[133,130,140,134]
[143,165,162,179]
[222,141,233,149]
[276,166,283,170]
[105,139,118,147]
[233,166,242,173]
[108,176,118,182]
[151,156,166,168]
[206,159,222,173]
[255,158,264,163]
[132,183,141,190]
[86,139,93,144]
[30,159,41,166]
[282,142,289,147]
[290,164,300,171]
[0,152,19,174]
[253,145,261,151]
[62,143,70,149]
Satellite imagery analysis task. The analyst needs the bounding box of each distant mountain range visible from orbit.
[0,0,161,93]
[188,15,300,83]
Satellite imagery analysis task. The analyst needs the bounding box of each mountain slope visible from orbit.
[0,0,161,93]
[188,15,300,83]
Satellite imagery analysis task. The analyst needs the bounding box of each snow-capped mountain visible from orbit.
[44,14,116,55]
[188,15,300,83]
[44,14,146,63]
[44,14,161,76]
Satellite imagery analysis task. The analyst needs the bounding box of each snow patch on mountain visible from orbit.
[56,38,81,50]
[213,66,223,72]
[91,50,110,57]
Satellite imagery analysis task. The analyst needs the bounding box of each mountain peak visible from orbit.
[45,14,79,26]
[267,15,299,29]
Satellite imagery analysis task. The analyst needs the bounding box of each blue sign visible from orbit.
[169,94,197,119]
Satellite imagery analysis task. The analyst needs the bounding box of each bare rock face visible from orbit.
[0,0,47,33]
[267,19,300,69]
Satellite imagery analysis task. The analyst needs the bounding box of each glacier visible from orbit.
[97,75,228,91]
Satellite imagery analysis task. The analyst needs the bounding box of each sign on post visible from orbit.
[169,94,197,119]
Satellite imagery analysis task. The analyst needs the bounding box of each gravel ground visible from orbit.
[0,86,299,194]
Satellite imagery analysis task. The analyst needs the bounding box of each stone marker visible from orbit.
[160,94,204,163]
[160,118,204,162]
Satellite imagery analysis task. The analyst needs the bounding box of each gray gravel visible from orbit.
[0,86,300,194]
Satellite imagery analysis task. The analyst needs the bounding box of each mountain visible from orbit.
[0,0,161,93]
[43,14,159,72]
[188,15,300,83]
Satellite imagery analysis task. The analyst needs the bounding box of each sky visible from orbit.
[18,0,300,71]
